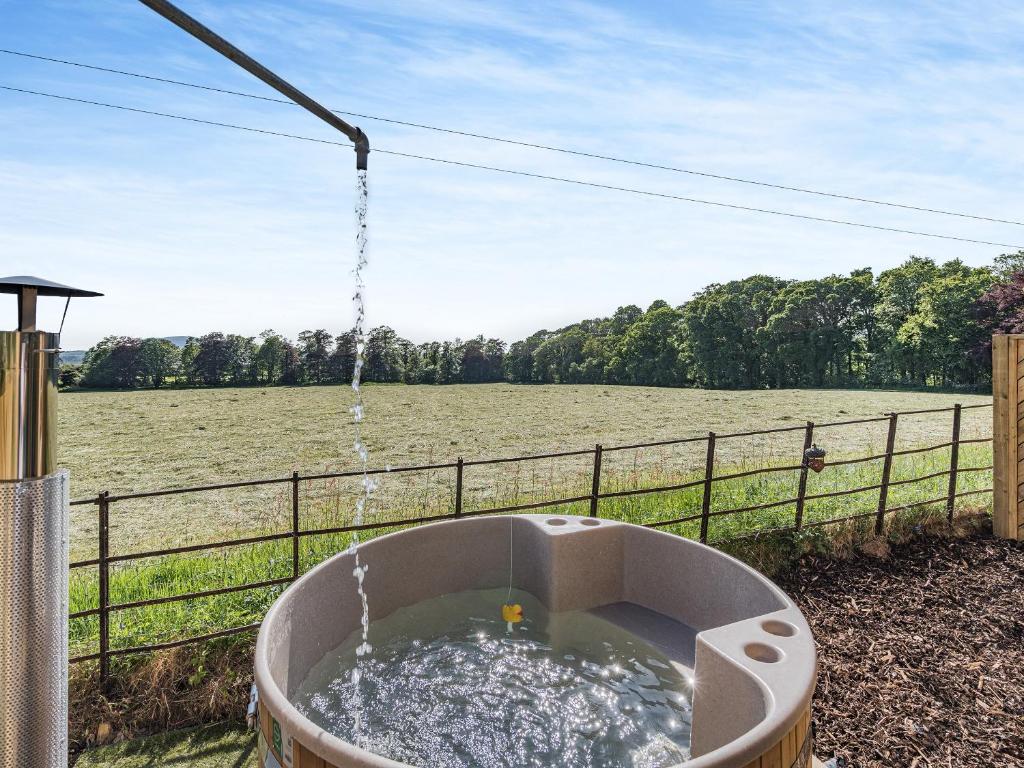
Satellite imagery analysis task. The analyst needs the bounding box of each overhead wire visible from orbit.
[2,47,1022,228]
[2,83,1023,250]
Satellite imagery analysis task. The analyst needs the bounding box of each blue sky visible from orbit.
[2,0,1023,348]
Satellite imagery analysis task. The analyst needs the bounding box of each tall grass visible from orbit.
[68,442,991,660]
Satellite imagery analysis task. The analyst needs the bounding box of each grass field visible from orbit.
[61,384,993,662]
[60,383,991,557]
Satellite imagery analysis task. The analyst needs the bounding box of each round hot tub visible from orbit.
[255,515,816,768]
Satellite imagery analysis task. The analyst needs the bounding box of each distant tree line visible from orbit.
[66,253,1024,392]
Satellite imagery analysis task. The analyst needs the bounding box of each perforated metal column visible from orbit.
[0,470,69,768]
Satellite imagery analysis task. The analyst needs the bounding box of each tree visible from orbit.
[483,338,506,381]
[297,329,333,384]
[256,330,287,384]
[80,336,143,388]
[138,338,180,387]
[609,305,685,386]
[187,333,232,385]
[610,305,643,334]
[761,273,874,387]
[874,257,941,384]
[533,328,588,383]
[364,326,404,382]
[416,341,440,384]
[328,331,357,383]
[279,341,302,385]
[58,364,82,389]
[973,271,1024,365]
[180,337,201,385]
[459,337,490,383]
[437,341,460,384]
[504,332,547,383]
[992,250,1024,281]
[899,265,994,386]
[682,276,788,388]
[225,334,257,385]
[68,252,1010,393]
[398,339,422,384]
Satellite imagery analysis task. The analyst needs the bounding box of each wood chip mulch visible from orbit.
[778,534,1024,768]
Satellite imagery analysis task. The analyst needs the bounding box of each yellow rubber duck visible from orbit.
[502,603,523,632]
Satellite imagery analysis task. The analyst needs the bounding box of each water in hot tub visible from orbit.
[293,588,692,767]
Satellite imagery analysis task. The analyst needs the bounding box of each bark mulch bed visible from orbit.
[779,533,1024,767]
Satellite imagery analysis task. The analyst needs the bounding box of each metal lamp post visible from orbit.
[0,276,101,768]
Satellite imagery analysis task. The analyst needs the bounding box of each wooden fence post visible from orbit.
[875,414,898,535]
[946,404,961,523]
[291,471,300,580]
[98,490,110,686]
[454,458,464,518]
[993,334,1022,540]
[699,433,716,544]
[794,421,814,530]
[589,445,603,517]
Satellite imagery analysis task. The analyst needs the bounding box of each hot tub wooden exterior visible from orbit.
[258,702,814,768]
[741,704,812,768]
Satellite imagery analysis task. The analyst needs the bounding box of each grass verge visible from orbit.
[73,720,254,767]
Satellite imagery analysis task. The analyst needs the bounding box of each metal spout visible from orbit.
[354,128,370,171]
[139,0,370,170]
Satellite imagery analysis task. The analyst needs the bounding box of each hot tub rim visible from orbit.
[254,515,815,768]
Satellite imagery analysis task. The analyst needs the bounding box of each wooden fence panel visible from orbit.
[993,334,1022,540]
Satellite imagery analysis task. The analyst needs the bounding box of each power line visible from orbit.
[3,47,1022,229]
[2,83,1023,250]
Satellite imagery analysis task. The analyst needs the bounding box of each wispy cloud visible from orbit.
[1,0,1022,346]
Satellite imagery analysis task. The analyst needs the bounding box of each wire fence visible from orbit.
[68,402,993,682]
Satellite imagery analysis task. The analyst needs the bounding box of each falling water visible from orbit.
[347,168,374,742]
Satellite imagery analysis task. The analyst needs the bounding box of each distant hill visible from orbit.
[60,336,190,366]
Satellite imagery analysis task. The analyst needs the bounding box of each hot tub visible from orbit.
[255,515,816,768]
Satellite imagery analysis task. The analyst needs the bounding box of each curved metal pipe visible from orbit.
[138,0,369,169]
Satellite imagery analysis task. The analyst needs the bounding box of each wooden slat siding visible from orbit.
[994,335,1008,537]
[761,740,783,768]
[1017,338,1024,539]
[295,742,328,768]
[257,701,275,768]
[261,702,815,767]
[781,719,796,765]
[796,709,809,767]
[745,705,812,768]
[994,335,1019,539]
